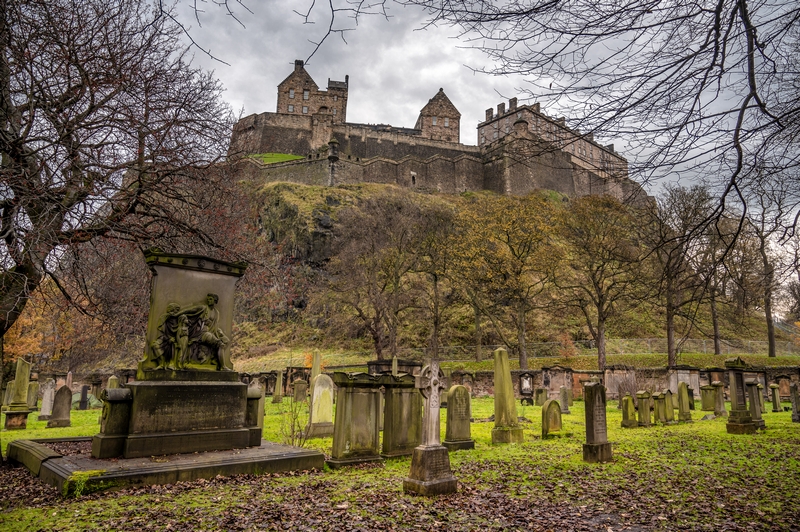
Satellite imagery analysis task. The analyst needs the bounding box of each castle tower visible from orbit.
[276,60,348,123]
[414,88,460,143]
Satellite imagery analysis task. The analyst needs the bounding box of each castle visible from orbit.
[229,60,648,204]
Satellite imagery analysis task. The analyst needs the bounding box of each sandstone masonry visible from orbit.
[229,60,649,205]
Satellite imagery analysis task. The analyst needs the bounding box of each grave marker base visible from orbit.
[491,426,524,444]
[582,442,613,463]
[403,445,458,496]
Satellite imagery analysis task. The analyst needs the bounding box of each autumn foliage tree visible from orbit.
[0,0,233,341]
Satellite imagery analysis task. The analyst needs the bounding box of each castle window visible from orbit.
[505,126,510,133]
[493,131,498,139]
[303,90,309,100]
[444,118,449,127]
[432,116,438,125]
[288,105,294,112]
[289,89,295,99]
[332,108,337,115]
[302,106,308,114]
[333,95,338,102]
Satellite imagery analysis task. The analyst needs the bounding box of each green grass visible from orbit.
[3,398,799,530]
[248,153,305,164]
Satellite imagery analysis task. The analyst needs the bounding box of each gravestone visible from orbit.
[27,381,39,410]
[381,374,422,457]
[392,356,399,376]
[403,360,458,495]
[677,382,692,422]
[662,390,676,424]
[519,373,534,405]
[567,387,574,406]
[636,390,651,427]
[491,348,524,444]
[245,380,266,446]
[725,357,757,434]
[327,372,383,468]
[4,358,32,430]
[306,374,335,439]
[757,383,766,413]
[2,382,14,411]
[444,385,474,451]
[653,392,667,424]
[700,384,717,412]
[107,376,120,389]
[559,386,570,414]
[770,384,782,413]
[621,394,637,428]
[713,381,728,417]
[541,399,562,439]
[38,378,56,421]
[47,386,73,428]
[583,382,612,463]
[272,370,284,403]
[687,387,695,410]
[292,379,308,403]
[747,382,766,430]
[66,371,73,391]
[534,387,548,406]
[79,385,90,410]
[790,383,800,423]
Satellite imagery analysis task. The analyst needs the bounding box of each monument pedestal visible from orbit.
[726,410,757,434]
[403,445,458,496]
[4,409,31,430]
[582,442,613,463]
[442,439,475,451]
[305,422,334,439]
[491,426,524,444]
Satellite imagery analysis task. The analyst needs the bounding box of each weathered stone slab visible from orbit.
[700,384,715,411]
[770,384,782,413]
[27,381,39,410]
[306,374,335,439]
[38,379,56,421]
[444,385,474,451]
[327,372,383,468]
[559,386,570,414]
[636,390,651,427]
[541,399,562,439]
[713,381,727,417]
[47,386,73,428]
[790,383,800,423]
[534,387,548,406]
[583,382,612,463]
[381,374,422,457]
[292,379,308,402]
[677,382,692,422]
[272,370,284,404]
[621,394,637,428]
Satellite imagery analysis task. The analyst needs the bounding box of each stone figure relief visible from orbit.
[145,293,231,371]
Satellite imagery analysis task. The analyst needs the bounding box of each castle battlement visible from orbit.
[228,60,648,206]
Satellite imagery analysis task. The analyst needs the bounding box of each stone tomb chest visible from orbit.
[92,249,258,459]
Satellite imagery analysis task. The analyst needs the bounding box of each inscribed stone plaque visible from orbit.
[445,385,473,444]
[38,379,56,420]
[584,382,608,444]
[47,386,73,428]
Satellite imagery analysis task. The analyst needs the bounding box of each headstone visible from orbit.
[621,394,637,428]
[713,381,727,417]
[662,390,676,424]
[79,385,90,410]
[747,382,765,430]
[541,399,563,438]
[583,382,612,463]
[2,382,14,410]
[567,387,574,406]
[391,356,399,377]
[292,379,308,402]
[4,358,32,430]
[700,384,717,412]
[559,386,570,414]
[65,371,73,391]
[653,392,667,424]
[38,378,56,421]
[757,383,766,413]
[491,348,524,444]
[47,386,73,428]
[790,383,800,423]
[272,370,284,403]
[770,384,782,413]
[677,382,692,422]
[27,381,39,410]
[519,373,534,405]
[327,373,383,468]
[403,360,458,495]
[305,374,335,438]
[443,385,474,451]
[107,376,120,389]
[534,387,548,406]
[687,387,695,410]
[636,390,651,427]
[381,374,422,457]
[725,357,757,434]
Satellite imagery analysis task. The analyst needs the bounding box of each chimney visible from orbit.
[497,103,506,116]
[294,59,304,71]
[533,103,540,113]
[485,108,494,121]
[509,97,518,111]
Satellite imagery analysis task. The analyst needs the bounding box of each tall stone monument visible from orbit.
[309,352,322,396]
[4,358,33,430]
[636,390,651,427]
[790,382,800,423]
[91,249,259,459]
[492,348,524,444]
[621,394,637,428]
[770,383,782,413]
[677,382,692,422]
[443,385,474,451]
[583,382,612,463]
[725,357,757,434]
[746,382,765,430]
[38,378,56,421]
[403,360,458,496]
[559,386,571,414]
[328,372,383,468]
[713,380,727,417]
[272,370,284,403]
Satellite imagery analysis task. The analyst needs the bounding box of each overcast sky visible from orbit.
[176,1,564,149]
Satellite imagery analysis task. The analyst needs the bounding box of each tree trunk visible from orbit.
[666,289,676,367]
[759,246,777,357]
[709,282,722,355]
[517,304,528,370]
[473,302,482,362]
[596,318,607,372]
